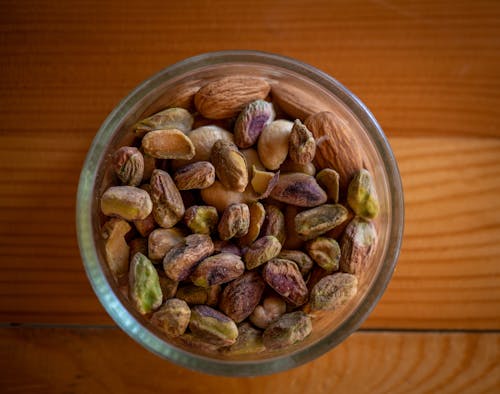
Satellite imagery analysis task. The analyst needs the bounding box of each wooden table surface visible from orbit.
[1,0,499,392]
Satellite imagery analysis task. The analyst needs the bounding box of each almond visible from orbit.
[194,76,271,119]
[304,111,362,192]
[271,83,329,121]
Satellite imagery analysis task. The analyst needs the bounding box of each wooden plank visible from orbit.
[0,0,499,138]
[0,136,499,328]
[0,328,498,393]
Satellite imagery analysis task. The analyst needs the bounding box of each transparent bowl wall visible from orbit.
[77,50,404,376]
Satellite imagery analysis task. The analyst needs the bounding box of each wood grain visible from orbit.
[1,0,500,391]
[1,328,498,393]
[1,0,499,139]
[1,136,498,328]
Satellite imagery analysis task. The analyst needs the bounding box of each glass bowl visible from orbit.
[76,50,404,376]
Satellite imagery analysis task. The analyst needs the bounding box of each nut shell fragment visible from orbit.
[142,128,195,160]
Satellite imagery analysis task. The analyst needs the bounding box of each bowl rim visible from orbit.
[76,49,404,376]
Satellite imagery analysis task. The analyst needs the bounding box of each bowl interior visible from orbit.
[77,51,403,375]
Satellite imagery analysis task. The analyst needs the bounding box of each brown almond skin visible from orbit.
[219,271,266,323]
[194,76,271,119]
[163,234,214,281]
[262,258,308,306]
[271,83,329,121]
[305,111,363,192]
[270,173,327,207]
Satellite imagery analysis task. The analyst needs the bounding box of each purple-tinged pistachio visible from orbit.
[249,295,287,329]
[112,146,144,186]
[151,298,191,337]
[150,169,185,228]
[309,273,358,311]
[225,323,265,355]
[173,161,216,190]
[218,203,250,241]
[339,217,377,275]
[163,234,214,281]
[261,204,286,245]
[316,168,340,203]
[234,99,275,148]
[190,253,245,287]
[289,119,316,165]
[134,107,194,137]
[270,173,327,207]
[102,218,131,281]
[189,305,238,347]
[262,258,308,306]
[129,253,163,314]
[142,128,195,160]
[238,202,266,247]
[262,311,312,350]
[306,237,341,273]
[244,235,282,270]
[219,271,266,323]
[211,140,248,193]
[347,169,380,219]
[295,204,349,240]
[148,228,185,261]
[101,186,153,221]
[184,205,218,235]
[278,250,314,277]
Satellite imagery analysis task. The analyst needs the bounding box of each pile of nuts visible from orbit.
[100,75,379,354]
